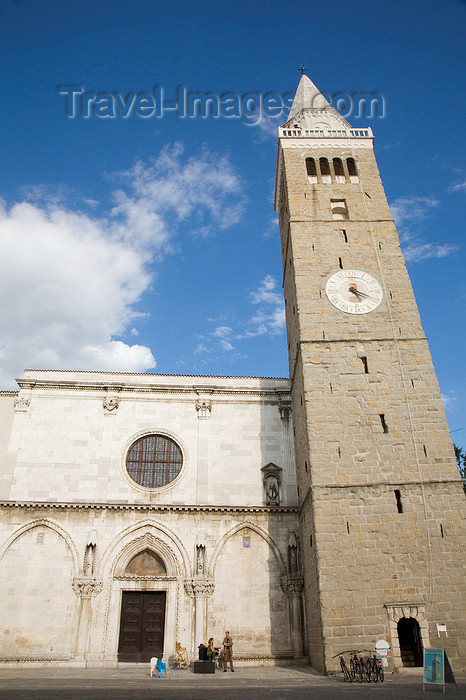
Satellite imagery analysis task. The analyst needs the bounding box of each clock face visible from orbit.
[325,269,383,314]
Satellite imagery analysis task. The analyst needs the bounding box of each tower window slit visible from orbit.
[389,291,393,300]
[338,446,341,458]
[440,523,444,538]
[346,521,350,534]
[379,242,382,250]
[310,534,313,547]
[423,444,427,457]
[319,289,322,298]
[411,379,415,388]
[339,257,343,269]
[341,229,348,243]
[394,489,403,513]
[380,414,389,433]
[361,356,369,374]
[329,383,333,393]
[305,461,308,472]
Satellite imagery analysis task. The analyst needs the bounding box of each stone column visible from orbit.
[184,579,215,654]
[278,397,295,502]
[0,390,32,498]
[72,578,103,663]
[195,390,212,503]
[282,576,304,657]
[95,388,121,500]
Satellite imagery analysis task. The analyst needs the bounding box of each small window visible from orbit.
[333,158,345,183]
[126,434,183,488]
[331,199,348,220]
[394,489,403,513]
[347,158,359,182]
[319,157,331,183]
[306,157,317,183]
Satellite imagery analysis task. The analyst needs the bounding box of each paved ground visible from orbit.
[0,665,464,700]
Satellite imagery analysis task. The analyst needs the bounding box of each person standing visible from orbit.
[222,631,234,672]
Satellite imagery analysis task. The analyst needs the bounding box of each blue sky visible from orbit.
[0,0,465,449]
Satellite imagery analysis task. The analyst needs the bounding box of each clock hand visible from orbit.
[349,286,372,300]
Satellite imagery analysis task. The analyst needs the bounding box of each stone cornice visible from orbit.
[0,500,299,514]
[15,379,290,400]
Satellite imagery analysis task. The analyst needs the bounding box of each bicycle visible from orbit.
[339,654,352,682]
[367,652,384,682]
[349,650,364,682]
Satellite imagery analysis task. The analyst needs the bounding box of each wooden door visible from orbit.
[118,591,166,662]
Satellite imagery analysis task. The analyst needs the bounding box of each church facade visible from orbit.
[0,75,464,674]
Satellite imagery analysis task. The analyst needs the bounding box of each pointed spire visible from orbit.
[288,74,331,121]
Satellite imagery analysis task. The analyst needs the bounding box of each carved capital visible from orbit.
[278,403,292,421]
[14,397,30,412]
[72,577,103,598]
[103,397,120,412]
[195,399,212,419]
[184,579,215,598]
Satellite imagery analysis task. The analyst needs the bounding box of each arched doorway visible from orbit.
[117,549,167,662]
[397,617,423,667]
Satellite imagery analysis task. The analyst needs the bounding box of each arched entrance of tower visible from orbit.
[0,520,79,659]
[208,524,290,658]
[397,617,423,667]
[99,522,189,665]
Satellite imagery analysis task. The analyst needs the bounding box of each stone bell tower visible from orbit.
[275,74,465,674]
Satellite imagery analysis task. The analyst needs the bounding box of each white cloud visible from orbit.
[213,326,233,339]
[111,143,245,240]
[389,196,439,226]
[449,178,466,193]
[441,391,458,412]
[402,240,458,263]
[252,113,283,141]
[0,144,245,388]
[238,275,285,338]
[0,200,155,387]
[389,196,458,263]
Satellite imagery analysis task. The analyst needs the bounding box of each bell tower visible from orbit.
[275,74,465,674]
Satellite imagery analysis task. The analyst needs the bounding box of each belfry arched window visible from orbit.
[319,157,331,180]
[347,158,359,182]
[126,434,183,488]
[305,157,317,176]
[333,158,345,183]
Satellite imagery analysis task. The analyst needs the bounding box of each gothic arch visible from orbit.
[99,518,190,581]
[0,517,80,574]
[208,521,287,578]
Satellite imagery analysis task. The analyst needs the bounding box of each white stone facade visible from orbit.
[0,371,301,666]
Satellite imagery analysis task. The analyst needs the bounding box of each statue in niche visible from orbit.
[261,463,282,506]
[83,529,97,576]
[265,475,280,505]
